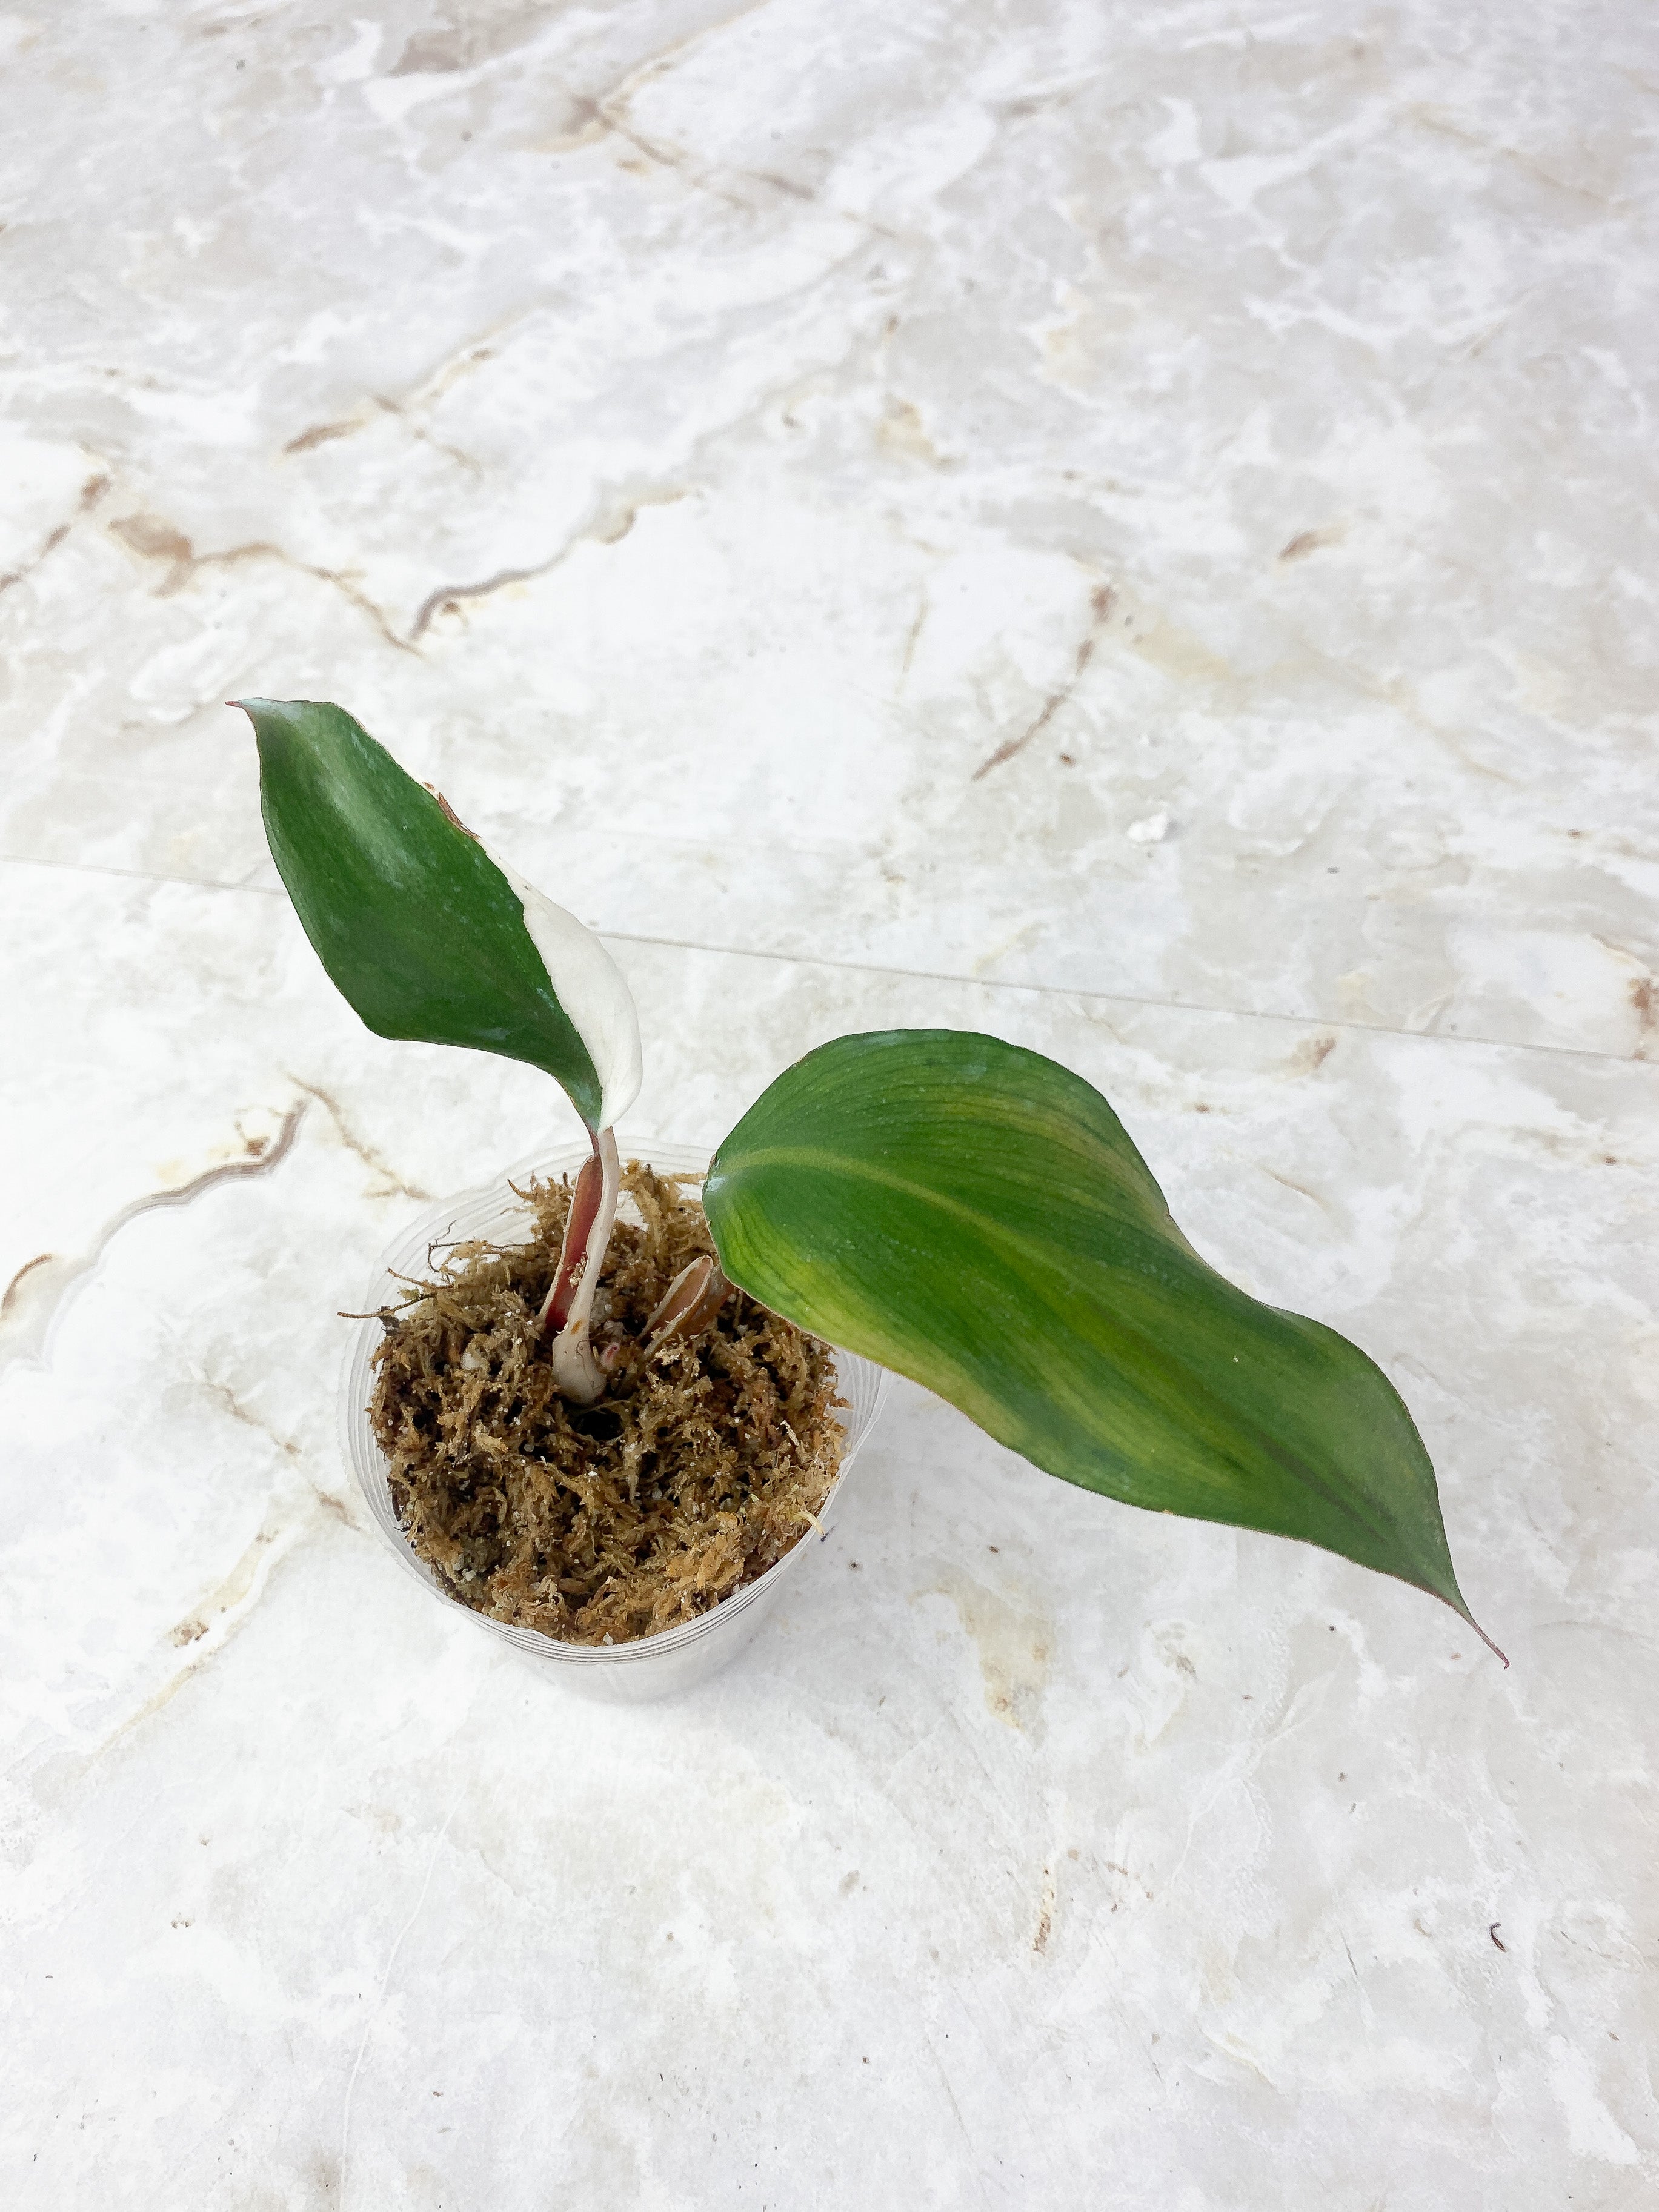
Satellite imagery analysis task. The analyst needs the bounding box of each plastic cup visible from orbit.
[339,1140,889,1701]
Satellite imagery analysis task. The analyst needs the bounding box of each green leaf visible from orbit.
[706,1029,1489,1638]
[242,698,639,1128]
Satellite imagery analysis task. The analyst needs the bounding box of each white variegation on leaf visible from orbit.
[484,844,642,1132]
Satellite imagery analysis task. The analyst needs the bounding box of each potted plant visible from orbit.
[241,698,1501,1693]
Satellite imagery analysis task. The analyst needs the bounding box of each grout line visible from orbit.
[2,849,1652,1076]
[0,851,287,896]
[600,927,1657,1074]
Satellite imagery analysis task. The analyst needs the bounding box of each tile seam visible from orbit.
[2,850,1652,1076]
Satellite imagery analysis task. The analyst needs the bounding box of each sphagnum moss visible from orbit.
[369,1161,845,1645]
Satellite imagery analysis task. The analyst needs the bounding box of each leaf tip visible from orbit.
[1446,1586,1508,1668]
[228,696,286,734]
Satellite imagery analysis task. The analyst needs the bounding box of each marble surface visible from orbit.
[2,4,1656,2205]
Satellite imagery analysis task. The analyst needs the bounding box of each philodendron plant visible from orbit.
[242,697,1498,1657]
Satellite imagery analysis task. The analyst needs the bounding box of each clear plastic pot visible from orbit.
[339,1140,889,1702]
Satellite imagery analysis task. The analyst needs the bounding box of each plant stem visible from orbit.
[539,1124,620,1403]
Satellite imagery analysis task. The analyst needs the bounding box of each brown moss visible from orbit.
[368,1161,844,1646]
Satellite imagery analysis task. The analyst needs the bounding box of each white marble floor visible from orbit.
[3,4,1656,2207]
